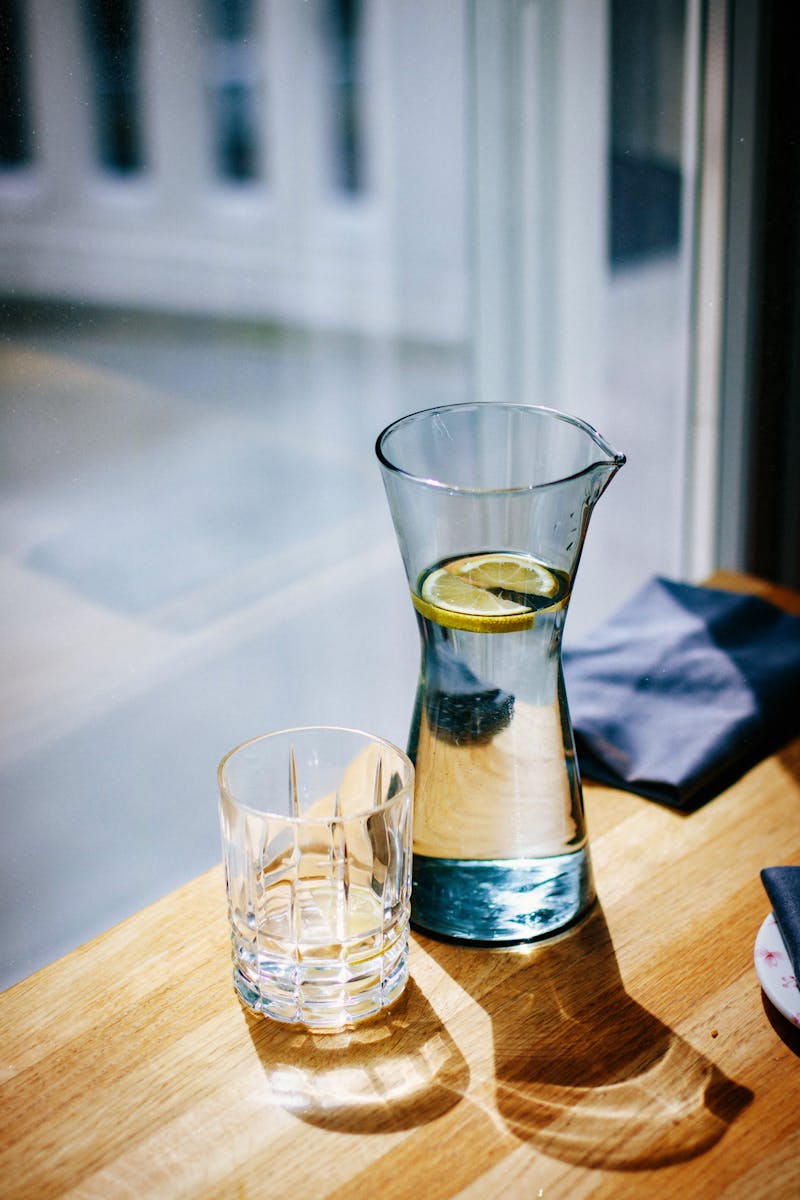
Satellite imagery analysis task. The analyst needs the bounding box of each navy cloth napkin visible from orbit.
[761,867,800,980]
[562,577,800,810]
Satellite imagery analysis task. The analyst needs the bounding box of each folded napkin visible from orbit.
[761,867,800,979]
[562,577,800,809]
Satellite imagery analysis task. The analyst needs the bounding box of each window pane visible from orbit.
[205,0,263,183]
[0,0,715,986]
[324,0,365,194]
[81,0,144,174]
[0,0,32,167]
[610,0,686,266]
[469,0,696,633]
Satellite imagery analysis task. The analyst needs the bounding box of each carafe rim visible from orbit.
[376,402,626,495]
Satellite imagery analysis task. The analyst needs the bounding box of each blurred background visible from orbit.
[1,0,797,988]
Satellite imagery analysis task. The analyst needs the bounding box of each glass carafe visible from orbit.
[376,403,625,943]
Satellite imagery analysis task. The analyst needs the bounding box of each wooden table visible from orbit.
[2,573,799,1198]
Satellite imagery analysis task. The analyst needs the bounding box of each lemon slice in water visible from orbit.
[449,553,559,600]
[412,552,566,633]
[414,562,533,633]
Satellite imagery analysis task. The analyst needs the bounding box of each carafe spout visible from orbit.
[591,448,626,499]
[584,429,626,504]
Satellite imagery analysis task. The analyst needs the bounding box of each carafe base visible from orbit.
[411,849,594,944]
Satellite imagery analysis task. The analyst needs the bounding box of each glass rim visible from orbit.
[375,401,626,495]
[217,724,414,824]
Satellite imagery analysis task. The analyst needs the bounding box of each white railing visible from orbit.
[0,0,469,342]
[0,0,698,452]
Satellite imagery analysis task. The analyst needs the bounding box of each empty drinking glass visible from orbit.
[218,726,414,1031]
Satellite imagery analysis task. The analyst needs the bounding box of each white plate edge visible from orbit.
[754,912,800,1027]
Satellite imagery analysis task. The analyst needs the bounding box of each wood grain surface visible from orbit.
[1,573,798,1198]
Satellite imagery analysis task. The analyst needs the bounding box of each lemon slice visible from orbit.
[414,565,535,633]
[447,553,559,599]
[412,552,569,633]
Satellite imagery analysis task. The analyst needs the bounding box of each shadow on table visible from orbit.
[777,739,800,788]
[761,990,800,1057]
[245,977,469,1133]
[422,903,753,1170]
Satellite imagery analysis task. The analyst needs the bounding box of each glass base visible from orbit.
[232,917,410,1031]
[411,850,594,944]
